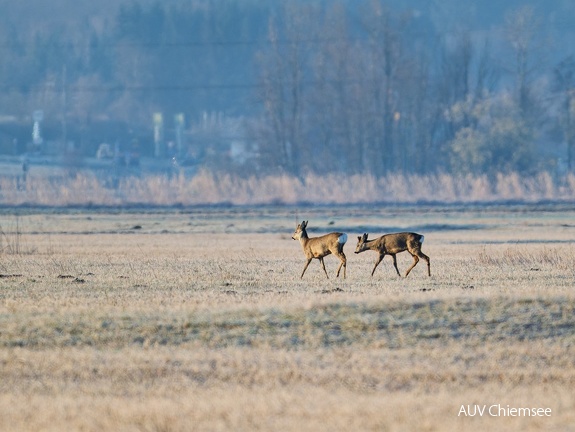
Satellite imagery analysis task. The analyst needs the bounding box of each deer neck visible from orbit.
[298,231,310,247]
[368,238,382,251]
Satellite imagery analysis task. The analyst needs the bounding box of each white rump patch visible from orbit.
[338,233,348,244]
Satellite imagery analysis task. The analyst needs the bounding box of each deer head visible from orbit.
[292,220,308,240]
[355,233,369,254]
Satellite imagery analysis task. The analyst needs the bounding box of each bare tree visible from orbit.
[504,6,546,119]
[309,3,369,174]
[360,0,402,176]
[256,5,316,175]
[474,39,499,100]
[554,56,575,172]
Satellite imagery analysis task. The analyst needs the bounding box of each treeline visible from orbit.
[0,0,270,149]
[1,0,575,178]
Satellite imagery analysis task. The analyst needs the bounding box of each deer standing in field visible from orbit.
[292,220,347,279]
[355,232,430,278]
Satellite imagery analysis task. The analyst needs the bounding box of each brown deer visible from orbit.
[292,220,347,279]
[355,232,430,277]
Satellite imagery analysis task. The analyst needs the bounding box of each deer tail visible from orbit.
[337,234,347,254]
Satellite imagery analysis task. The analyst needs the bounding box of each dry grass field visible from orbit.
[1,204,574,431]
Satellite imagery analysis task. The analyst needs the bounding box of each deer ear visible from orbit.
[363,233,368,240]
[357,236,362,241]
[303,220,308,227]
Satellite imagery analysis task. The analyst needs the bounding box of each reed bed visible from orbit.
[0,170,573,206]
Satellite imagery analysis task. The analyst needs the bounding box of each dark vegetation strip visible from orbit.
[2,298,574,350]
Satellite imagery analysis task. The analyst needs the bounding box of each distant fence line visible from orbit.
[0,170,574,206]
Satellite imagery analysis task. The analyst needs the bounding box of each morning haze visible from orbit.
[0,2,574,431]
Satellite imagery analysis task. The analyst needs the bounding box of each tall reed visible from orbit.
[1,171,574,206]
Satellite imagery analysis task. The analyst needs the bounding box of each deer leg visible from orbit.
[301,258,313,279]
[418,251,431,276]
[371,253,385,276]
[319,257,329,279]
[404,254,419,277]
[335,252,347,278]
[391,254,401,277]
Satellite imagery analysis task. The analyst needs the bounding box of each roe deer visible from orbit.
[355,232,430,277]
[292,220,347,279]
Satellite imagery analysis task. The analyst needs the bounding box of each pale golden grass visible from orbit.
[0,207,574,431]
[1,347,573,431]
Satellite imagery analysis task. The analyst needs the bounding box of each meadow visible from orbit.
[0,204,574,431]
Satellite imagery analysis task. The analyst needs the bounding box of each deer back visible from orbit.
[305,232,345,257]
[382,232,422,254]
